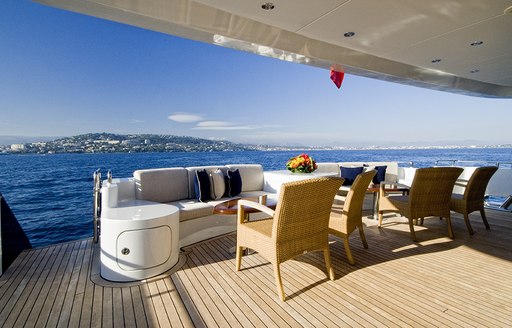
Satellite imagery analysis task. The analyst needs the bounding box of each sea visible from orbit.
[1,148,511,248]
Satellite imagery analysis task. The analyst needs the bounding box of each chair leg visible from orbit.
[463,213,474,235]
[235,246,243,271]
[343,238,355,265]
[323,248,335,280]
[378,211,383,228]
[480,209,491,230]
[408,218,417,241]
[446,214,454,239]
[273,262,286,301]
[358,225,368,249]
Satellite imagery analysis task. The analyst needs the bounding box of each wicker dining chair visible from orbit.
[329,170,376,265]
[450,166,498,234]
[235,177,344,301]
[378,167,463,241]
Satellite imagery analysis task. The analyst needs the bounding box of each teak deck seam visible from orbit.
[1,208,511,327]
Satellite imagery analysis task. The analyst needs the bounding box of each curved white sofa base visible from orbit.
[178,210,272,247]
[179,214,236,247]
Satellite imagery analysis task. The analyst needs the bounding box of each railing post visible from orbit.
[93,170,102,244]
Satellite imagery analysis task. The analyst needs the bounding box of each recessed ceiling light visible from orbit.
[344,32,355,37]
[470,41,483,46]
[261,2,275,10]
[431,59,441,63]
[470,69,480,73]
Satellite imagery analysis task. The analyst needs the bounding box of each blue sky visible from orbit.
[1,1,511,147]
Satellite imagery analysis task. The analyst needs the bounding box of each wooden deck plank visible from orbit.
[36,240,81,327]
[173,263,219,327]
[112,287,125,327]
[171,271,208,328]
[0,245,49,322]
[236,250,339,327]
[281,255,394,327]
[191,243,270,328]
[78,241,96,327]
[89,284,103,328]
[5,243,61,327]
[162,276,196,328]
[57,239,89,327]
[23,243,69,326]
[155,278,182,327]
[202,239,301,328]
[138,282,160,327]
[188,250,255,328]
[118,287,136,328]
[0,208,511,328]
[130,285,149,328]
[146,280,173,327]
[101,287,113,327]
[0,248,33,291]
[213,237,321,328]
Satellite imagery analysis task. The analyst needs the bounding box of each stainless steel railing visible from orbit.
[434,160,505,167]
[93,169,102,244]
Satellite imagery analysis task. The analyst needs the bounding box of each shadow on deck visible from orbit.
[1,208,511,327]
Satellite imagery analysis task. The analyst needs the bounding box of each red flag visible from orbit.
[330,66,345,89]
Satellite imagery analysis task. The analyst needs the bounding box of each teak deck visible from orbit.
[1,208,512,327]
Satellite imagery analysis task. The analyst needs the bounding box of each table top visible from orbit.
[367,183,409,193]
[213,197,277,215]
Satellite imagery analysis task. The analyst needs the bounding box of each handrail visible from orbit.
[93,169,102,244]
[497,162,512,168]
[435,159,458,166]
[397,161,415,167]
[435,160,509,167]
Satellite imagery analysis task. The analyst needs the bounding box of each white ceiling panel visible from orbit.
[297,0,512,57]
[387,15,512,85]
[191,0,348,32]
[34,0,512,97]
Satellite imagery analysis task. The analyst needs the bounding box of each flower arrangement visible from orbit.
[286,153,318,173]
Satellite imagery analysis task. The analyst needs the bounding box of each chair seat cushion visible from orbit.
[239,218,273,237]
[386,195,410,213]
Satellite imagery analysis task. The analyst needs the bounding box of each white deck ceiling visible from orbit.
[35,0,512,98]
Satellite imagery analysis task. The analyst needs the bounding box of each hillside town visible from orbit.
[0,133,257,154]
[1,133,510,154]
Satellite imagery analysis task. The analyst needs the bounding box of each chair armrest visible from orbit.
[238,199,275,216]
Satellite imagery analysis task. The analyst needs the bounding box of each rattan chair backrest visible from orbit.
[463,166,498,202]
[272,177,343,243]
[409,167,463,209]
[343,170,377,232]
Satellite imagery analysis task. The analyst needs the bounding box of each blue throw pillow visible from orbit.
[194,169,211,202]
[227,169,242,197]
[340,166,364,186]
[373,165,387,184]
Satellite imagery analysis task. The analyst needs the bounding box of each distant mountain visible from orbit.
[1,133,259,154]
